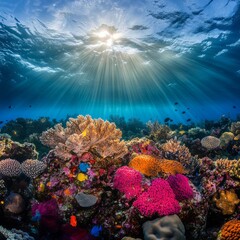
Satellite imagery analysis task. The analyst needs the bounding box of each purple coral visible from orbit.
[133,178,181,217]
[167,174,194,201]
[113,166,143,200]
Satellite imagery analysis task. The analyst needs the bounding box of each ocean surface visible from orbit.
[0,0,240,123]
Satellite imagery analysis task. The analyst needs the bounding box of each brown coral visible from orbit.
[21,159,47,178]
[229,160,240,179]
[218,219,240,240]
[129,154,161,177]
[201,136,220,150]
[161,139,191,168]
[40,115,128,160]
[129,154,187,177]
[213,189,240,215]
[219,132,234,146]
[147,121,172,142]
[0,159,21,177]
[230,121,240,135]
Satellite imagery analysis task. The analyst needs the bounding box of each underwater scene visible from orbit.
[0,0,240,239]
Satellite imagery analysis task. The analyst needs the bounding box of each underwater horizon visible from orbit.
[0,0,240,124]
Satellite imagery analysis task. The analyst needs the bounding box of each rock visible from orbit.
[75,192,98,207]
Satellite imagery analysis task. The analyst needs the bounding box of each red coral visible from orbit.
[133,178,180,217]
[113,166,143,200]
[167,174,194,201]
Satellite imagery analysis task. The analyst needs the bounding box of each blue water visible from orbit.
[0,0,240,124]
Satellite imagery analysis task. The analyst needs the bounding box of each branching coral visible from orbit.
[201,136,220,150]
[147,121,172,143]
[230,122,240,135]
[133,178,181,217]
[213,189,240,215]
[161,139,192,168]
[217,219,240,240]
[40,115,128,160]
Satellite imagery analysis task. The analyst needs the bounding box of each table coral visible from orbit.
[213,189,240,215]
[217,219,240,240]
[40,115,128,160]
[201,136,220,150]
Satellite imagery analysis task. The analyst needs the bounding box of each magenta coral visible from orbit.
[113,166,143,200]
[167,174,194,201]
[133,178,180,217]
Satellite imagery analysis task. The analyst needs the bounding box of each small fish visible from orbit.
[186,118,191,122]
[81,129,87,137]
[32,210,41,222]
[164,117,171,122]
[175,109,178,111]
[0,121,3,124]
[29,105,32,108]
[91,225,102,237]
[187,107,190,110]
[233,106,236,109]
[8,105,12,109]
[182,111,186,114]
[170,119,173,122]
[174,102,178,105]
[179,130,186,135]
[70,215,77,227]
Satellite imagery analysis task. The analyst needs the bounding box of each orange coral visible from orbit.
[129,154,187,177]
[129,155,161,177]
[218,219,240,240]
[213,189,240,215]
[158,159,188,175]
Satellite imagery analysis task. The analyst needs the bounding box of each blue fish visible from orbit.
[90,225,102,237]
[32,210,41,222]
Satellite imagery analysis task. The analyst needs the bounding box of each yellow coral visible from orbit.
[217,219,240,240]
[229,160,240,179]
[213,189,240,215]
[220,132,234,146]
[129,154,161,177]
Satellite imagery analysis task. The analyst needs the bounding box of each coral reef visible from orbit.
[201,136,221,150]
[40,115,128,160]
[0,135,38,162]
[213,189,240,215]
[147,121,172,143]
[142,215,186,240]
[217,219,240,240]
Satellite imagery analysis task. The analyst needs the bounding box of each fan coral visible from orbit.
[133,178,181,217]
[143,215,186,240]
[217,219,240,240]
[40,115,128,160]
[213,189,240,215]
[167,174,193,201]
[161,139,192,168]
[158,159,188,175]
[21,159,47,178]
[128,154,161,177]
[200,136,220,150]
[113,166,143,200]
[0,158,21,177]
